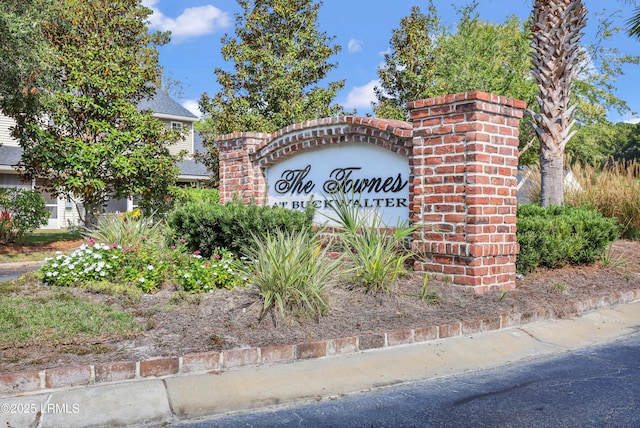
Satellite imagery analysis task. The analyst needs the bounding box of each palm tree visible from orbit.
[625,1,640,39]
[530,0,587,206]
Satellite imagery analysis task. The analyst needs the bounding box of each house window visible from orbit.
[170,121,184,129]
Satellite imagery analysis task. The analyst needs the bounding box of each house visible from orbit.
[0,91,209,229]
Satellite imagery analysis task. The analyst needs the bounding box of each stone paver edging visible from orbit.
[2,288,639,398]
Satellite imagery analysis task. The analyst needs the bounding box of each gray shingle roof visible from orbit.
[177,159,208,177]
[0,145,23,166]
[138,90,198,119]
[194,131,205,153]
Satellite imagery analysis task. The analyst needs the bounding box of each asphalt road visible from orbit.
[174,330,640,428]
[0,263,41,283]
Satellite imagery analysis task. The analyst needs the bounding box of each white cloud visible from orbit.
[343,80,379,110]
[182,100,202,118]
[625,117,640,124]
[348,38,363,53]
[143,1,230,43]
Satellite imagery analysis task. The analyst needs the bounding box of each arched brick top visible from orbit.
[251,116,412,167]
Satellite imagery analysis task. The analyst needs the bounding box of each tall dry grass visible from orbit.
[566,161,640,240]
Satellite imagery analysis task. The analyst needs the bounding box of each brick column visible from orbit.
[214,133,269,204]
[407,91,526,293]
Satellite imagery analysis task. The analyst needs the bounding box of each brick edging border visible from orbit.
[2,288,639,397]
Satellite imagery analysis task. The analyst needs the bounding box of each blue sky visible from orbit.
[142,0,640,123]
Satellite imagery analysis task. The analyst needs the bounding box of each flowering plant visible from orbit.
[176,248,247,292]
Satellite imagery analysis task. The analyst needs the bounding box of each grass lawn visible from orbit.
[14,229,82,245]
[0,230,83,263]
[0,277,142,348]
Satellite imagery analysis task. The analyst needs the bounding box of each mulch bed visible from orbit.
[1,240,638,374]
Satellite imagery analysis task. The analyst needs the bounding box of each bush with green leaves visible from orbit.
[174,187,220,207]
[176,248,247,292]
[167,198,314,257]
[237,228,341,320]
[0,187,50,243]
[516,204,620,274]
[39,243,168,292]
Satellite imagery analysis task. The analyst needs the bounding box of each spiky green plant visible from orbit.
[239,228,341,320]
[323,192,417,293]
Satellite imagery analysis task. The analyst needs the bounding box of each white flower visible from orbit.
[138,278,145,283]
[100,271,106,277]
[147,265,154,270]
[183,273,190,278]
[55,251,62,255]
[51,263,59,268]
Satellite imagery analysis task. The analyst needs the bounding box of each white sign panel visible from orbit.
[266,143,409,226]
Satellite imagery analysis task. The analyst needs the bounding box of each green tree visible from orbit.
[611,121,640,161]
[198,0,346,136]
[373,4,444,120]
[374,3,536,119]
[373,2,537,150]
[0,0,55,121]
[7,0,181,227]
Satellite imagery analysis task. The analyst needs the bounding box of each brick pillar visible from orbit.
[407,91,526,294]
[214,133,269,204]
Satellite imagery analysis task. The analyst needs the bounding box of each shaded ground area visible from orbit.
[0,239,83,256]
[1,240,638,374]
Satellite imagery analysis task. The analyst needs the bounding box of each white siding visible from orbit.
[161,119,193,156]
[0,114,19,147]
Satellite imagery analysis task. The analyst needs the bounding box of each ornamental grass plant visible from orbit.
[323,193,416,294]
[238,228,342,321]
[566,160,640,240]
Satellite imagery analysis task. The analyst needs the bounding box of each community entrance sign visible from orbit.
[214,92,526,293]
[266,143,409,225]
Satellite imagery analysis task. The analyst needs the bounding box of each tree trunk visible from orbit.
[540,150,564,206]
[530,0,587,207]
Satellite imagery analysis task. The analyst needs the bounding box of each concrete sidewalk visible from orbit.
[1,300,639,428]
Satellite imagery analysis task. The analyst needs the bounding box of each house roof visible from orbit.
[177,159,208,178]
[0,145,22,167]
[138,90,198,120]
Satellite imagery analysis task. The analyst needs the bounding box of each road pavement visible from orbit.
[174,330,640,427]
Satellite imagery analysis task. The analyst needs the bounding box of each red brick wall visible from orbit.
[408,91,526,293]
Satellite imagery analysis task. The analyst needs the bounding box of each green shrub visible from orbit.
[175,248,247,292]
[516,204,619,274]
[237,228,341,320]
[174,187,220,207]
[39,243,169,292]
[0,187,50,243]
[167,199,314,258]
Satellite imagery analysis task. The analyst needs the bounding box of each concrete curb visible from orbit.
[0,260,45,269]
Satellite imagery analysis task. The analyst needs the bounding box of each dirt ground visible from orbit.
[1,239,639,374]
